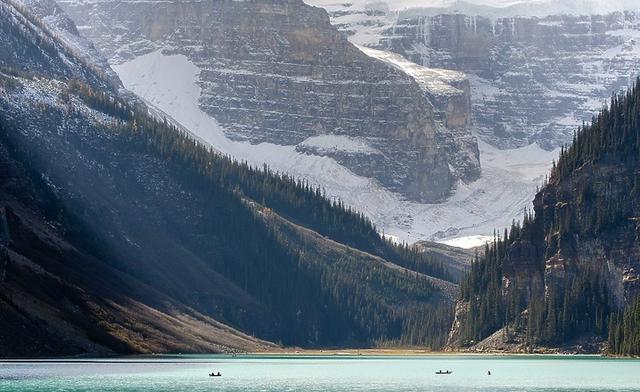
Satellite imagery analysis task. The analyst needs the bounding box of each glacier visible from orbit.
[114,50,558,247]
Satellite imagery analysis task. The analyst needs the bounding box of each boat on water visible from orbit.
[209,372,222,377]
[435,370,452,375]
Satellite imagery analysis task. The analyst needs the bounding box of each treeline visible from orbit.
[0,2,62,74]
[459,239,508,344]
[554,78,640,182]
[459,212,545,345]
[609,297,640,356]
[460,211,618,348]
[399,303,455,349]
[458,79,640,349]
[525,267,612,346]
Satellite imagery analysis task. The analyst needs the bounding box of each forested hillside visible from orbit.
[450,80,640,353]
[0,0,455,356]
[609,296,640,356]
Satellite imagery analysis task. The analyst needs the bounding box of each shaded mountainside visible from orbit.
[449,80,640,354]
[414,241,474,282]
[0,0,456,357]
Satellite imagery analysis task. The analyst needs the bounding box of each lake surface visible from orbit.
[1,355,639,391]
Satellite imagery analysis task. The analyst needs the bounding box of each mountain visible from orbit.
[0,0,457,357]
[55,0,482,204]
[447,80,640,354]
[377,12,640,151]
[312,0,640,150]
[35,0,494,246]
[414,240,475,282]
[302,0,640,243]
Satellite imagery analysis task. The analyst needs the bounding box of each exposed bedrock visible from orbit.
[59,0,482,202]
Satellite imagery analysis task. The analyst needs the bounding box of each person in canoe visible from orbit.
[436,370,452,375]
[209,371,222,377]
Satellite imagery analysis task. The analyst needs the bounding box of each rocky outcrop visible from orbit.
[445,300,469,349]
[358,46,480,182]
[57,0,483,202]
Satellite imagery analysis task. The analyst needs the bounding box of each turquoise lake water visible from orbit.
[1,355,639,391]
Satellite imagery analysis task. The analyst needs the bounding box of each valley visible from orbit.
[111,49,557,247]
[1,0,640,360]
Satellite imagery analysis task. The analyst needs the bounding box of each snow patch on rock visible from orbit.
[298,135,382,156]
[358,45,467,97]
[440,235,493,249]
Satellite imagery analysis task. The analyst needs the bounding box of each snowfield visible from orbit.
[114,50,558,249]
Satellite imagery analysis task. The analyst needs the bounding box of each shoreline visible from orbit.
[4,348,632,361]
[249,348,606,357]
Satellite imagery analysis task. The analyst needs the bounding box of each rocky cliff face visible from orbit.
[381,12,640,150]
[320,5,640,150]
[57,0,481,202]
[358,46,480,181]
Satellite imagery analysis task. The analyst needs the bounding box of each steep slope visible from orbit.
[55,0,484,203]
[357,46,480,182]
[0,0,455,356]
[378,11,640,150]
[103,47,497,246]
[306,0,639,243]
[448,81,640,353]
[14,0,121,88]
[312,1,640,150]
[414,241,475,282]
